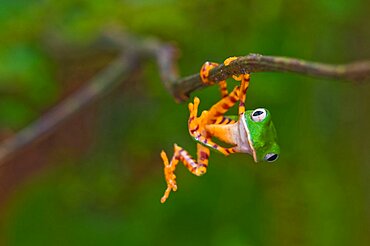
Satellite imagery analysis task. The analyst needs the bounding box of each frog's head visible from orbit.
[242,108,280,163]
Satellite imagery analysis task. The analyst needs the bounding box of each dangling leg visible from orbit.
[160,149,179,203]
[160,143,211,203]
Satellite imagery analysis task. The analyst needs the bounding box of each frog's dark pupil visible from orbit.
[267,154,278,162]
[253,110,263,117]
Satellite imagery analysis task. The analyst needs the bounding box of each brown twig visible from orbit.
[165,54,370,102]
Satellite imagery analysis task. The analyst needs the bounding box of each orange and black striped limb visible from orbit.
[206,85,240,124]
[238,74,250,115]
[224,56,251,115]
[218,80,228,98]
[160,143,211,203]
[213,116,236,125]
[188,97,238,155]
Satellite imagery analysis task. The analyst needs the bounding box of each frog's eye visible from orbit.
[265,153,278,162]
[251,108,267,122]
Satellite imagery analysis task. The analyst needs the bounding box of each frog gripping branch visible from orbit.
[160,57,280,203]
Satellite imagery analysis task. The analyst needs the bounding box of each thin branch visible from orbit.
[0,30,369,164]
[0,32,174,164]
[165,54,370,102]
[0,54,136,164]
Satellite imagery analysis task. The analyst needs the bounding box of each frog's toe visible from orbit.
[160,150,169,165]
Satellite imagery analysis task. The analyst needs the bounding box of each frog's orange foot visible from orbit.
[188,96,200,119]
[223,56,238,66]
[161,173,177,203]
[200,61,219,84]
[223,56,250,81]
[160,151,178,203]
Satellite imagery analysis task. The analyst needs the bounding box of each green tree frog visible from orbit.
[160,57,280,203]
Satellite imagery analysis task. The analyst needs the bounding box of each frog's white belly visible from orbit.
[205,117,253,155]
[234,119,252,154]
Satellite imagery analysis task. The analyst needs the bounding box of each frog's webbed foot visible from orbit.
[160,150,178,203]
[188,96,200,120]
[160,143,211,203]
[200,61,219,85]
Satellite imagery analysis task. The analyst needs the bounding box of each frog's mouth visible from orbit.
[241,113,257,162]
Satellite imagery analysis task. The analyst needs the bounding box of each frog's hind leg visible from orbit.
[188,97,236,156]
[160,143,210,203]
[160,149,178,203]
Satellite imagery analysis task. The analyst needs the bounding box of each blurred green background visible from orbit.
[0,0,369,245]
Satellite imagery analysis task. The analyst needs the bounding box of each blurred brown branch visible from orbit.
[0,31,178,165]
[168,54,370,102]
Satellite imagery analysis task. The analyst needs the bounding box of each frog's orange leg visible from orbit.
[160,149,178,203]
[160,143,211,203]
[206,85,240,124]
[223,57,250,115]
[188,97,237,155]
[200,57,250,122]
[201,57,250,104]
[237,73,250,115]
[219,81,228,98]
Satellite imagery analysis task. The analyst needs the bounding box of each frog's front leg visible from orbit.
[200,57,250,121]
[200,58,250,101]
[160,143,210,203]
[205,84,240,125]
[223,56,251,115]
[237,73,250,115]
